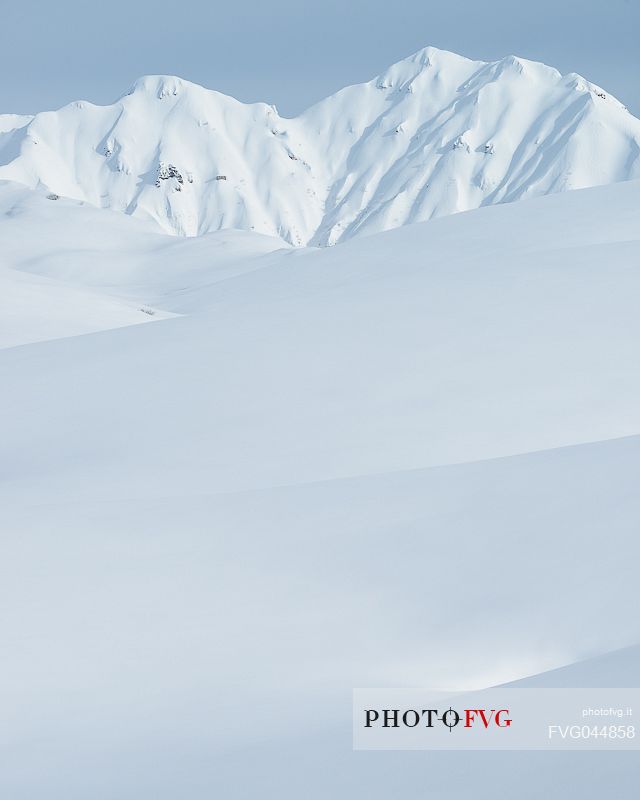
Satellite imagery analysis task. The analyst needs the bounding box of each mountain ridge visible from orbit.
[1,45,639,245]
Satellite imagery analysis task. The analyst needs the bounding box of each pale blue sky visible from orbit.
[2,0,638,116]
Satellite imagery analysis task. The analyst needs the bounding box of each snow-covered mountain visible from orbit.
[1,46,639,245]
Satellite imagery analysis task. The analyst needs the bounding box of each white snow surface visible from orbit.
[1,46,639,245]
[2,176,640,797]
[0,180,289,347]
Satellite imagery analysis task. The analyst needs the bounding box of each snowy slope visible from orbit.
[0,182,176,346]
[2,178,640,481]
[2,179,640,797]
[1,46,639,245]
[3,435,640,800]
[1,176,639,503]
[0,181,288,347]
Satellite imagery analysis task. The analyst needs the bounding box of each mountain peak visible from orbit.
[128,74,185,98]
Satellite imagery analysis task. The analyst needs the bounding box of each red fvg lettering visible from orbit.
[464,709,511,728]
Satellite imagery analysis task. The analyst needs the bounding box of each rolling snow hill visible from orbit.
[0,180,286,347]
[3,176,640,496]
[1,46,639,245]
